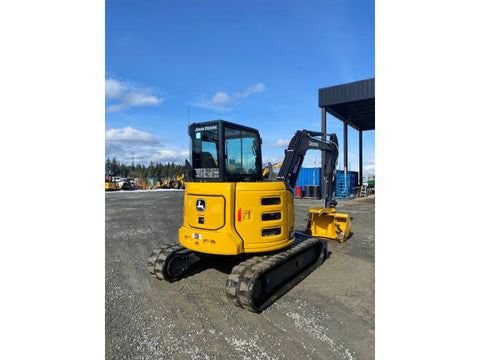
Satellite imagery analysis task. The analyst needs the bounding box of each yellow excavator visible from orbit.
[148,120,351,312]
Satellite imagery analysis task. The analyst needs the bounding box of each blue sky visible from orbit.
[106,0,374,173]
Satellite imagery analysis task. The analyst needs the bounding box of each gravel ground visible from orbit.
[105,191,374,360]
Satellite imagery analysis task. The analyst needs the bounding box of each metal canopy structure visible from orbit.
[318,78,375,190]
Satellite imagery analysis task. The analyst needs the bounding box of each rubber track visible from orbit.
[225,236,327,312]
[147,243,186,281]
[225,256,269,306]
[147,248,162,276]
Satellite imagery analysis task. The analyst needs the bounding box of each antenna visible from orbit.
[187,106,190,126]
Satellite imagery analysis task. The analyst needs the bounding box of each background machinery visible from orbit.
[148,120,351,312]
[105,175,118,191]
[155,177,170,189]
[262,161,282,180]
[119,178,136,191]
[155,174,185,189]
[135,179,154,190]
[171,174,185,189]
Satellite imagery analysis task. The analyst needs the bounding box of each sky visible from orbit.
[106,0,375,174]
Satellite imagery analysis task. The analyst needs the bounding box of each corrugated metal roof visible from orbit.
[318,78,375,131]
[318,78,375,107]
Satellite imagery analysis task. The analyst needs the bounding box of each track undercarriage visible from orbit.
[148,232,328,312]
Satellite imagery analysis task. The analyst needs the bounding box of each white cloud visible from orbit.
[105,127,187,164]
[365,159,375,173]
[156,149,189,163]
[123,93,162,107]
[105,127,159,144]
[105,104,127,113]
[105,79,125,99]
[105,78,164,112]
[211,91,232,107]
[262,155,284,166]
[193,82,267,110]
[234,83,267,98]
[271,138,290,148]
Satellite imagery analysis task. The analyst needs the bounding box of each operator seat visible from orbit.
[200,152,217,168]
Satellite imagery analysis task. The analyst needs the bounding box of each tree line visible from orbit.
[105,158,185,179]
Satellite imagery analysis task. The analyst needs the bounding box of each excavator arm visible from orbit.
[276,129,350,242]
[277,130,339,208]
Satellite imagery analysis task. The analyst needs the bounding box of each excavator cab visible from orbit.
[188,120,263,182]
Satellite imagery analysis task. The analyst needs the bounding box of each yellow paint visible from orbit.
[179,182,242,255]
[105,182,117,191]
[185,194,225,230]
[305,207,351,242]
[179,182,295,255]
[235,182,294,252]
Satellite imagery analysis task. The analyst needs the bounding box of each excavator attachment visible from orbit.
[305,207,351,242]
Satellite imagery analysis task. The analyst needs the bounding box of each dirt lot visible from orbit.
[105,190,374,360]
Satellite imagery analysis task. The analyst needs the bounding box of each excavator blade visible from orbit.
[305,207,351,242]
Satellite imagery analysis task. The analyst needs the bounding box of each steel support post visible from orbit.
[343,121,348,173]
[321,107,327,199]
[359,130,363,186]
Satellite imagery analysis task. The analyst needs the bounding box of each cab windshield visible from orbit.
[225,127,261,176]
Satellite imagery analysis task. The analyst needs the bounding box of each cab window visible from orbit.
[192,128,219,169]
[225,127,261,176]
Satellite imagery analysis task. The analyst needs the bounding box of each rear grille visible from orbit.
[262,212,281,221]
[261,197,281,205]
[260,196,283,238]
[262,228,281,237]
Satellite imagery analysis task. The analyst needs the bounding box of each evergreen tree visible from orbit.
[105,158,112,175]
[146,162,151,178]
[119,163,128,178]
[104,159,187,179]
[111,158,120,176]
[160,163,168,177]
[154,162,161,179]
[135,164,142,178]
